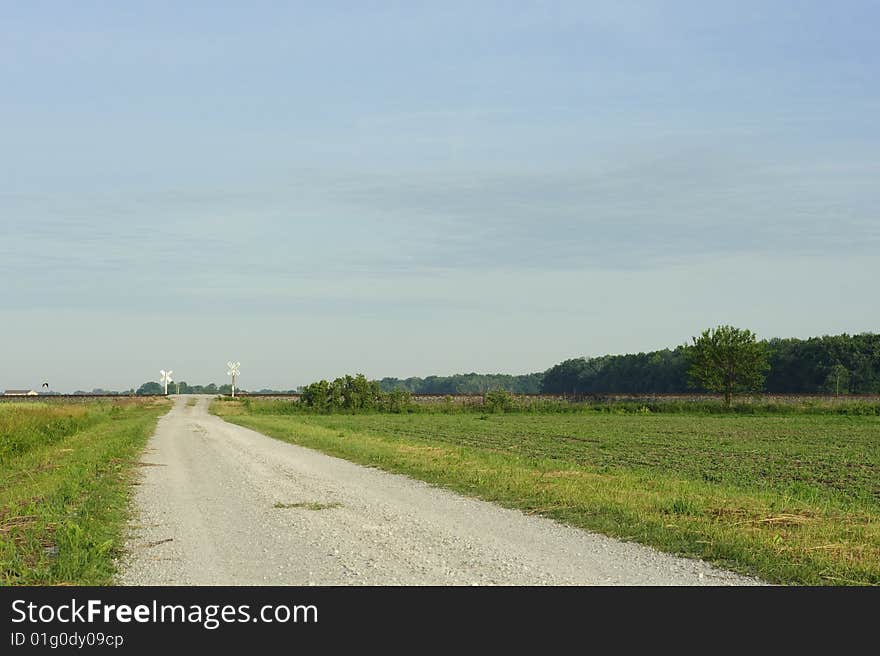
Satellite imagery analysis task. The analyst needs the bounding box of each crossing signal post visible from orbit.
[160,369,173,396]
[227,362,240,398]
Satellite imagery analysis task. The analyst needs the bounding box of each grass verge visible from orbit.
[213,401,880,585]
[0,399,169,584]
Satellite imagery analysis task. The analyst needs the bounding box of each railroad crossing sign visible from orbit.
[227,361,240,398]
[160,369,173,396]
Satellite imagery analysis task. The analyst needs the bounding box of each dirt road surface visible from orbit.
[117,396,761,585]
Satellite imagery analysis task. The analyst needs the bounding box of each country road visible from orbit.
[118,396,761,585]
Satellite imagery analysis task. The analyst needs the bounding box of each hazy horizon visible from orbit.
[5,326,878,394]
[3,2,878,392]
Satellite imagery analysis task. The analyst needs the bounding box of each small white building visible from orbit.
[3,389,39,396]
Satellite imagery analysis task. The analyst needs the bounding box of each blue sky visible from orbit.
[1,1,878,391]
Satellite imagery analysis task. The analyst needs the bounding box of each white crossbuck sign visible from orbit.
[227,361,240,398]
[159,369,173,395]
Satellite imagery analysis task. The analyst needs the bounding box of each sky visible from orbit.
[1,1,878,391]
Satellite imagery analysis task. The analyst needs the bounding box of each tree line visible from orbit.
[126,330,878,400]
[378,373,542,395]
[293,328,879,413]
[369,331,880,397]
[135,381,239,395]
[541,332,880,396]
[133,382,299,395]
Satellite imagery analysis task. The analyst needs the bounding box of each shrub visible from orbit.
[484,390,515,413]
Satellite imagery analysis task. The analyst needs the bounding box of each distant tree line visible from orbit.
[541,332,880,395]
[541,349,690,395]
[124,331,878,398]
[134,381,235,395]
[378,373,543,395]
[763,334,880,394]
[262,326,880,415]
[132,381,300,395]
[134,382,278,395]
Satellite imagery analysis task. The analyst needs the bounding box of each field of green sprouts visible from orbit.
[0,398,168,584]
[216,401,880,585]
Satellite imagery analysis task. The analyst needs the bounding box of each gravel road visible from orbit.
[117,396,762,585]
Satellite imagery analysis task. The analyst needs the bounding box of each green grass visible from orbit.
[0,399,169,585]
[238,394,880,417]
[273,501,342,510]
[214,400,880,585]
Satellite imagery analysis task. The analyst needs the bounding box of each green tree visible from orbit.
[301,380,331,412]
[381,388,413,413]
[136,381,162,395]
[484,389,515,412]
[687,325,769,407]
[824,363,850,396]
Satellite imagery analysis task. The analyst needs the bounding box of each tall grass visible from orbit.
[0,399,168,585]
[0,404,108,464]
